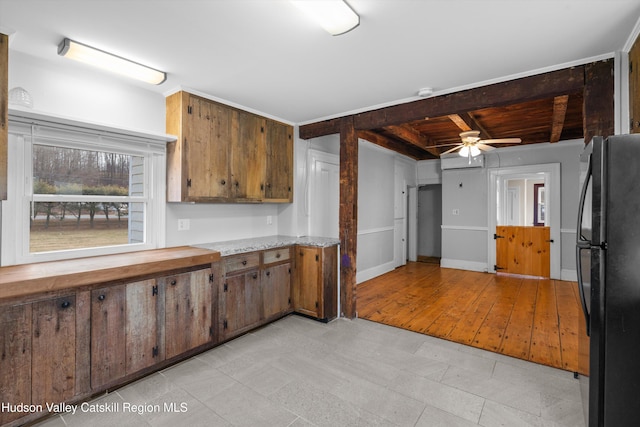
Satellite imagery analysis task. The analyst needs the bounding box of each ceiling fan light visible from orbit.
[291,0,359,35]
[470,145,481,157]
[458,146,469,157]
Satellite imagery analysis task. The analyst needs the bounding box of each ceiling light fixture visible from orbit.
[418,87,433,97]
[290,0,359,36]
[459,145,481,158]
[57,38,166,85]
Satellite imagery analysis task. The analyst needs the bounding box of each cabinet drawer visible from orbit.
[225,252,260,273]
[263,247,291,265]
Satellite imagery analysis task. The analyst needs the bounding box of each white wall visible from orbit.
[439,140,583,277]
[6,51,296,252]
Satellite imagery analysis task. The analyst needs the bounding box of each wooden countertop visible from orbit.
[0,246,220,301]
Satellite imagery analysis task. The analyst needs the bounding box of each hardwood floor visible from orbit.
[357,262,587,374]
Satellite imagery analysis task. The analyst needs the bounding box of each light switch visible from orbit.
[452,209,460,215]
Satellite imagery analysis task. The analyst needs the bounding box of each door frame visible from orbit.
[488,163,561,279]
[307,149,339,238]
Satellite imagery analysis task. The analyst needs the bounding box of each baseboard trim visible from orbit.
[561,269,578,282]
[356,261,396,284]
[440,258,489,273]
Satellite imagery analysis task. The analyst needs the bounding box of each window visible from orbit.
[3,111,167,265]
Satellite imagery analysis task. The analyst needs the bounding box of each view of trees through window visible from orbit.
[30,145,140,253]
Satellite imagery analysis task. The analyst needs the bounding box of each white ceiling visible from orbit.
[2,0,640,124]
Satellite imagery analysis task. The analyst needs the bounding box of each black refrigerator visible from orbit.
[576,134,640,427]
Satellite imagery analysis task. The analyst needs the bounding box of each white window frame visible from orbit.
[2,109,168,265]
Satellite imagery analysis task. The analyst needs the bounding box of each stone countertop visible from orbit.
[194,235,340,257]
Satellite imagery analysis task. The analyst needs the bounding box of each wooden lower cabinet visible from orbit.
[0,295,78,426]
[262,263,292,319]
[294,245,337,322]
[220,268,262,340]
[32,295,77,405]
[164,268,214,359]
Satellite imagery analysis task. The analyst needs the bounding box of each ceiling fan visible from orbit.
[440,130,522,159]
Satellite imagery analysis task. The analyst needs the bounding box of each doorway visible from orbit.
[417,184,442,264]
[307,150,339,238]
[488,164,560,279]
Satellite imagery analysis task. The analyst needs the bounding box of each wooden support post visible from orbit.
[583,59,615,144]
[340,116,358,319]
[0,33,8,200]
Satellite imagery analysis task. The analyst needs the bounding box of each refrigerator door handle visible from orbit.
[576,155,592,335]
[576,244,591,336]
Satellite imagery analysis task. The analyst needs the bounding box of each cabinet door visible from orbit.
[264,120,293,202]
[0,304,32,425]
[126,279,161,373]
[221,269,262,339]
[263,263,292,319]
[91,285,126,389]
[32,296,76,405]
[185,96,231,200]
[294,247,321,318]
[231,110,265,200]
[165,268,213,359]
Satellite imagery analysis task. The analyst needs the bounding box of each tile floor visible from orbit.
[34,315,585,427]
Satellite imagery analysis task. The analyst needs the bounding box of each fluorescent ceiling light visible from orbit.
[58,38,166,85]
[291,0,359,36]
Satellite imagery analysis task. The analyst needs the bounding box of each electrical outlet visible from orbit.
[177,219,190,231]
[452,209,460,215]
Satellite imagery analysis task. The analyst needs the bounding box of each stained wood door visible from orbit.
[165,268,213,359]
[0,304,32,425]
[496,226,550,277]
[262,263,292,319]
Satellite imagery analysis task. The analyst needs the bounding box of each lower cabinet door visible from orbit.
[91,285,126,390]
[0,304,32,425]
[32,295,77,405]
[165,268,213,359]
[125,279,161,373]
[262,263,291,319]
[220,269,261,340]
[294,247,321,318]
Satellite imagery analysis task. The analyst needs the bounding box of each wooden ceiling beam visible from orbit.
[583,59,614,144]
[299,66,584,139]
[549,95,569,143]
[447,113,493,140]
[383,124,441,157]
[358,130,434,160]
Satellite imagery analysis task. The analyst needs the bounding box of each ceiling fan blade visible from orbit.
[427,142,463,148]
[441,145,462,155]
[480,138,522,144]
[476,143,495,151]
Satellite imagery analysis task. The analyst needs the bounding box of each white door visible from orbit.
[308,151,339,238]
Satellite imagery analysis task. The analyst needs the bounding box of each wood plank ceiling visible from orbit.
[358,93,585,160]
[299,65,593,160]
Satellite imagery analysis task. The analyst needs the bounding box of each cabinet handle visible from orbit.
[221,179,226,185]
[242,260,247,265]
[97,294,106,301]
[235,181,239,188]
[60,300,71,309]
[252,273,258,279]
[170,280,177,286]
[266,271,271,277]
[276,253,281,259]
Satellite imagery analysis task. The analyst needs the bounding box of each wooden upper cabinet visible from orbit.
[265,120,293,202]
[166,90,293,203]
[630,34,640,133]
[231,109,266,201]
